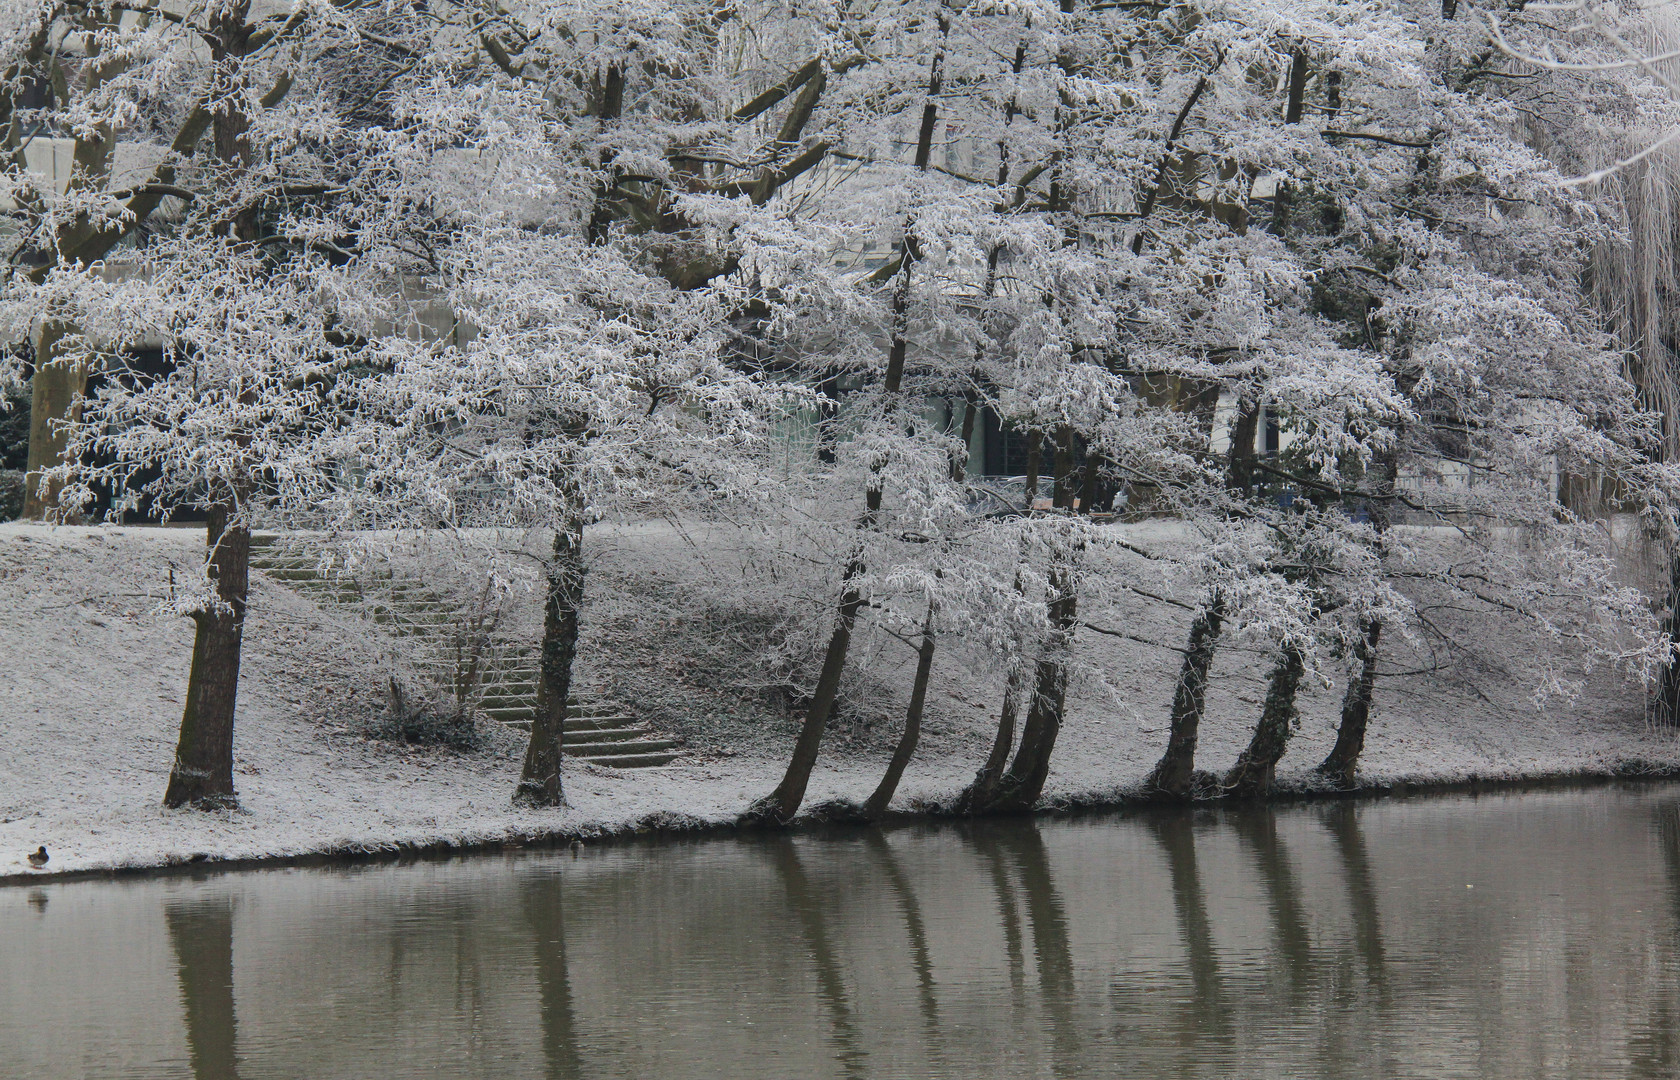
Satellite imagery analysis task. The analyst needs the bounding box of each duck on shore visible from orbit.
[27,846,48,869]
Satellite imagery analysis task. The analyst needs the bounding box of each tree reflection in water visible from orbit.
[770,835,867,1080]
[1144,808,1230,1062]
[164,895,242,1080]
[1321,801,1387,982]
[18,789,1680,1079]
[863,830,942,1046]
[988,820,1079,1079]
[1231,806,1313,995]
[1628,801,1680,1078]
[520,869,584,1080]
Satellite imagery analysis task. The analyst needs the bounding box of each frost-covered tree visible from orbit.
[1,0,443,807]
[3,0,1673,820]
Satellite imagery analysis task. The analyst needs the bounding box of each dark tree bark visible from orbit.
[584,64,626,245]
[1224,389,1262,498]
[950,389,978,482]
[516,509,585,807]
[749,8,951,825]
[1660,555,1680,726]
[1318,442,1400,776]
[1317,617,1382,786]
[164,505,248,810]
[1142,391,1258,797]
[976,555,1079,813]
[1051,425,1075,509]
[1143,602,1225,798]
[1223,642,1307,797]
[959,662,1026,813]
[864,604,936,817]
[751,553,866,822]
[1022,427,1043,507]
[163,7,261,811]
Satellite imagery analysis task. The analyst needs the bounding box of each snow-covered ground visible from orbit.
[4,521,1679,882]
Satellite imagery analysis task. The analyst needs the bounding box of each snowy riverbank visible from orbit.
[5,521,1680,882]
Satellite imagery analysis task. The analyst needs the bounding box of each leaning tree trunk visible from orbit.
[1316,441,1400,779]
[1143,601,1225,798]
[864,605,936,818]
[1223,642,1306,798]
[750,552,866,823]
[1317,618,1382,787]
[516,509,585,807]
[959,662,1026,813]
[1143,392,1259,796]
[748,14,952,825]
[164,503,249,809]
[977,554,1080,814]
[958,535,1035,811]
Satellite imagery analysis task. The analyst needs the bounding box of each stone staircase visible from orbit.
[250,536,681,767]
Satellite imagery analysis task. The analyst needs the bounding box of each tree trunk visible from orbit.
[950,389,978,482]
[163,6,256,810]
[1317,442,1399,772]
[1224,390,1261,498]
[1223,642,1306,798]
[164,504,248,810]
[864,605,936,818]
[21,321,85,520]
[749,15,951,825]
[1051,424,1075,509]
[959,661,1025,812]
[1022,427,1042,508]
[21,15,137,518]
[978,558,1079,813]
[749,553,865,823]
[1142,392,1259,795]
[1317,618,1382,786]
[516,510,585,807]
[1143,600,1225,798]
[1660,551,1680,726]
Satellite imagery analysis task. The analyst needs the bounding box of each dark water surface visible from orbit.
[8,785,1680,1078]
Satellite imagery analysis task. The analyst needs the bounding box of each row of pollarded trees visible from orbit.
[1,0,1677,818]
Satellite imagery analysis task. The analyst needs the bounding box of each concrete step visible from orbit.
[475,692,621,715]
[498,716,651,733]
[485,706,628,724]
[583,751,683,768]
[260,567,341,582]
[566,726,652,744]
[252,536,671,769]
[566,738,679,757]
[499,719,644,734]
[483,709,631,725]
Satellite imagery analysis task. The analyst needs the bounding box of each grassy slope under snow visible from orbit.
[2,521,1677,880]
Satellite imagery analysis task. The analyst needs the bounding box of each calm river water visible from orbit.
[7,785,1680,1078]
